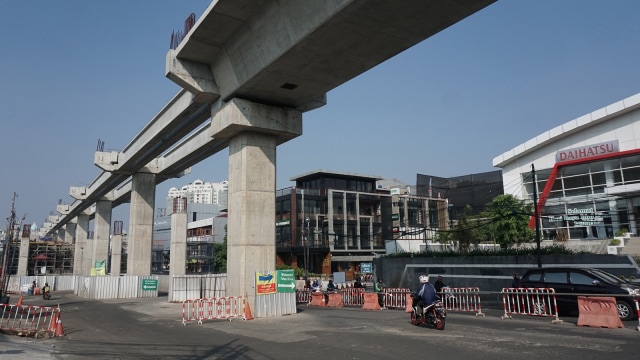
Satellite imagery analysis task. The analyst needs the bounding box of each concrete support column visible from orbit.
[17,229,30,276]
[65,223,76,244]
[211,98,302,313]
[93,200,112,274]
[227,131,277,308]
[127,172,156,276]
[170,198,188,277]
[110,221,124,276]
[74,214,90,275]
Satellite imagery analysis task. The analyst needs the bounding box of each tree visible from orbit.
[452,205,478,253]
[478,194,534,249]
[213,225,227,272]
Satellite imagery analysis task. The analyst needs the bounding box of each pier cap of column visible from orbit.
[211,98,302,144]
[57,204,70,215]
[70,186,87,200]
[94,151,120,172]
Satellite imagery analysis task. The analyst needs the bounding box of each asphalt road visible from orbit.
[2,291,640,359]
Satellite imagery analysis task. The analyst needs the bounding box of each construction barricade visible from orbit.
[362,293,381,310]
[326,292,344,308]
[0,301,62,337]
[501,288,563,324]
[441,287,485,317]
[340,288,364,306]
[635,295,640,332]
[309,292,326,307]
[577,296,623,329]
[181,296,249,326]
[296,289,312,304]
[382,288,411,309]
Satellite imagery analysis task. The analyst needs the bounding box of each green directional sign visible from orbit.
[142,279,158,291]
[276,269,296,293]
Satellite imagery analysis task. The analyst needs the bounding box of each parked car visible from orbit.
[520,267,639,321]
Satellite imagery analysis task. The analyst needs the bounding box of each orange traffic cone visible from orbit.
[16,295,23,307]
[49,312,59,333]
[244,299,254,320]
[54,312,65,337]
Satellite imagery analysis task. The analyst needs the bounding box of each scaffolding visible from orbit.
[2,240,75,276]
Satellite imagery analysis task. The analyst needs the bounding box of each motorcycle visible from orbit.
[42,287,51,300]
[410,299,446,330]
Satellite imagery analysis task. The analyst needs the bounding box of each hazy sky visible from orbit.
[2,1,640,230]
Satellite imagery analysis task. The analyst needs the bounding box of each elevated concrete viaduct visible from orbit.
[167,0,495,309]
[42,0,495,311]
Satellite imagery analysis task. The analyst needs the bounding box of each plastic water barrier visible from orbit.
[0,304,61,336]
[441,287,485,317]
[501,288,563,323]
[182,296,247,325]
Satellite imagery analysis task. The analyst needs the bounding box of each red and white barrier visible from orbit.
[340,288,365,306]
[380,288,410,309]
[441,287,485,317]
[296,289,312,304]
[634,294,640,332]
[0,303,61,336]
[501,288,563,324]
[182,296,248,326]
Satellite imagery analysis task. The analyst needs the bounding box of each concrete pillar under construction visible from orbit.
[169,197,188,278]
[211,98,302,312]
[127,172,156,276]
[74,213,90,276]
[17,227,30,276]
[93,200,112,274]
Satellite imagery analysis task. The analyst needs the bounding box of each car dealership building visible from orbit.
[493,93,640,241]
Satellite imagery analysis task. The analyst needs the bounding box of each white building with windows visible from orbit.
[166,179,228,211]
[493,93,640,241]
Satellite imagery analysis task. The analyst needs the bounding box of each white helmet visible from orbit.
[419,275,429,283]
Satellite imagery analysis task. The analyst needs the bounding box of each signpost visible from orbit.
[142,279,158,291]
[276,269,296,293]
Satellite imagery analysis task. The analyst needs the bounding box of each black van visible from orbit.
[520,267,639,321]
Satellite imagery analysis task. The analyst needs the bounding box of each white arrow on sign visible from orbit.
[277,283,295,289]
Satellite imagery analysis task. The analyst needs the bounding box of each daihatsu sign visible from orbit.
[556,140,618,162]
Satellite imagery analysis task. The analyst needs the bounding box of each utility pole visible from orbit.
[1,192,18,300]
[531,165,542,268]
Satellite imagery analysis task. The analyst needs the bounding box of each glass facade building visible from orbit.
[494,92,640,242]
[276,170,448,278]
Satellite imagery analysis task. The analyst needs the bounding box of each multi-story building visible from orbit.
[166,179,228,213]
[275,170,449,280]
[153,181,229,273]
[493,92,640,241]
[415,171,504,221]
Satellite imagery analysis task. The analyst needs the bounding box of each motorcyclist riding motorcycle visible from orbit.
[42,282,51,300]
[412,275,438,317]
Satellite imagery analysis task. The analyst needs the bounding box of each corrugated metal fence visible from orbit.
[75,276,159,299]
[169,274,227,303]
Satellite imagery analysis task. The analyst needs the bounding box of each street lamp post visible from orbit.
[304,218,311,278]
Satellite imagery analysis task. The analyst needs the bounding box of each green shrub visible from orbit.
[615,228,629,237]
[610,239,621,246]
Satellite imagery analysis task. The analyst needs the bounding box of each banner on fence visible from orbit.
[256,271,276,295]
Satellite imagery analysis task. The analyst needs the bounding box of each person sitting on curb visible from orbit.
[326,279,337,292]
